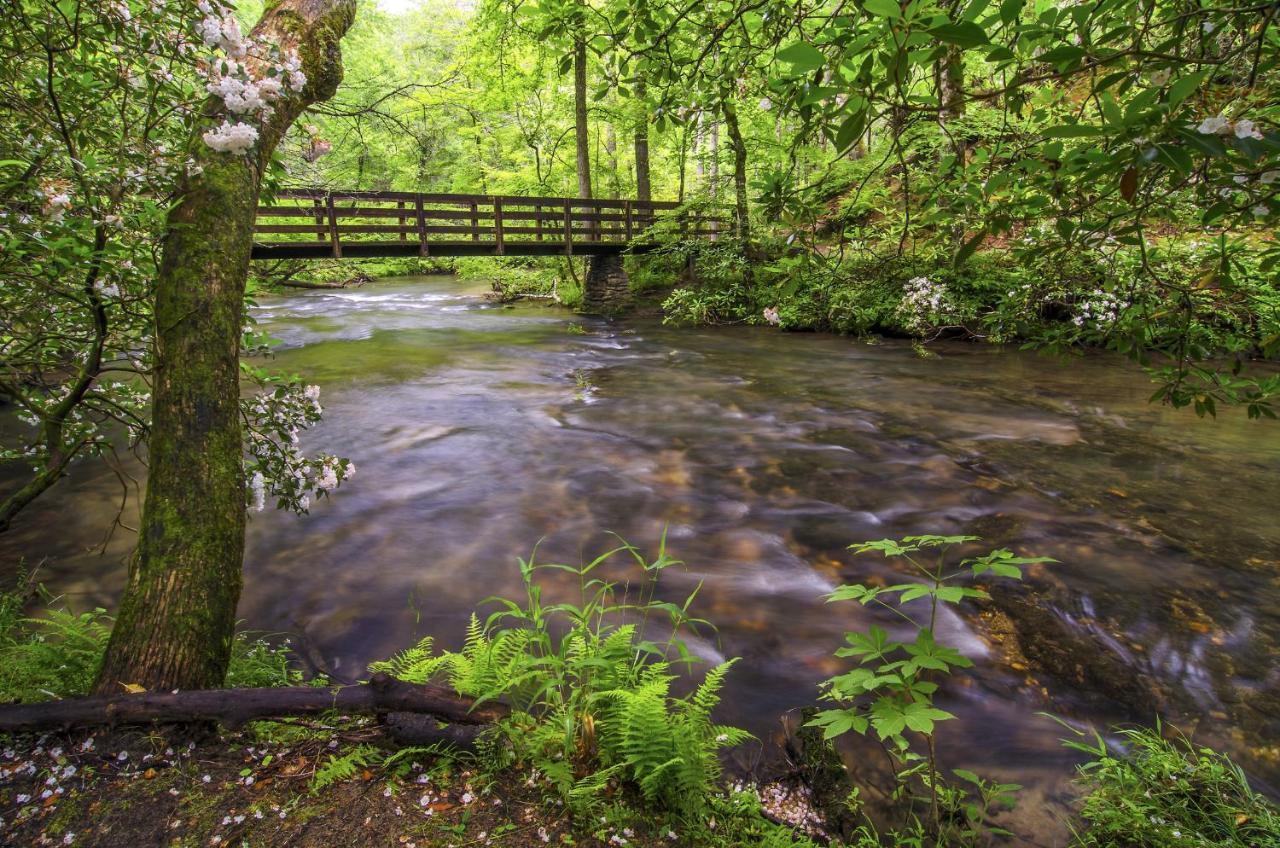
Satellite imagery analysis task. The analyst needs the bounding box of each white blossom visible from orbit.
[1196,115,1229,135]
[1233,119,1264,140]
[202,120,258,154]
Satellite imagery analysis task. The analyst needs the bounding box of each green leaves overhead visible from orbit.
[862,0,904,19]
[776,41,826,72]
[927,20,988,48]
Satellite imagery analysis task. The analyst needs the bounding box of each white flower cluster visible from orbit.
[195,0,307,155]
[244,381,355,515]
[1196,114,1264,140]
[202,120,259,154]
[898,275,953,331]
[1072,288,1131,329]
[762,306,780,325]
[38,181,72,222]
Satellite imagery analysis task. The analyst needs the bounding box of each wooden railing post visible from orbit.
[563,201,573,256]
[470,202,480,242]
[624,200,633,241]
[415,195,428,257]
[312,197,326,242]
[493,197,505,256]
[325,193,342,259]
[535,204,543,241]
[397,200,407,242]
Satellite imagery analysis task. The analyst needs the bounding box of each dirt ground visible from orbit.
[0,725,698,848]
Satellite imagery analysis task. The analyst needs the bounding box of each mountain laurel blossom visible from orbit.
[1196,114,1266,140]
[195,1,306,155]
[1072,289,1132,329]
[202,120,259,153]
[243,382,354,515]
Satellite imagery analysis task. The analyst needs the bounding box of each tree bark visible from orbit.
[633,78,651,203]
[936,45,965,163]
[0,673,506,733]
[573,35,592,201]
[94,0,357,696]
[720,96,750,244]
[605,120,619,197]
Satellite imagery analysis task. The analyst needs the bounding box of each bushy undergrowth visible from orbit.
[0,577,303,701]
[455,255,579,306]
[1069,725,1280,848]
[371,538,751,818]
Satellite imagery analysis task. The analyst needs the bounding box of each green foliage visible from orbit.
[371,537,750,816]
[0,582,111,703]
[808,536,1051,842]
[1068,726,1280,848]
[0,580,304,701]
[311,744,381,793]
[593,659,752,812]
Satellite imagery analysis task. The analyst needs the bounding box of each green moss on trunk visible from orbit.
[94,0,357,694]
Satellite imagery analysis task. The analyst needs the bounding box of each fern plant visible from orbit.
[311,744,381,793]
[370,534,751,816]
[592,659,752,814]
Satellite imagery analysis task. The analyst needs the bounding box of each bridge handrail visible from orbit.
[252,188,730,260]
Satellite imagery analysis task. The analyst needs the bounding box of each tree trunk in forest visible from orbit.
[935,33,966,248]
[633,78,651,203]
[93,0,357,696]
[573,36,592,201]
[720,97,750,245]
[708,117,719,200]
[693,110,705,189]
[936,45,965,164]
[605,121,619,197]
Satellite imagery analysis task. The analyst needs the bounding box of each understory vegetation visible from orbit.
[3,541,1277,847]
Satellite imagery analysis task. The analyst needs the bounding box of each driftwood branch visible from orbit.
[0,673,507,733]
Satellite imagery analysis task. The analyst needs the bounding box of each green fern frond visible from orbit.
[311,744,381,793]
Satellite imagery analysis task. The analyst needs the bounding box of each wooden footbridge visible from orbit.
[251,189,723,260]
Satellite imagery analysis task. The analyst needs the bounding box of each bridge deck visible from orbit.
[251,189,723,260]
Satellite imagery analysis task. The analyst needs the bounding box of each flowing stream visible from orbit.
[2,275,1278,838]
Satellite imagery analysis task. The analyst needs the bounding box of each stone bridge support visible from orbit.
[581,254,630,314]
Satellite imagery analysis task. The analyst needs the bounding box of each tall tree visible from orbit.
[720,95,749,243]
[95,0,358,694]
[633,78,652,202]
[573,31,592,199]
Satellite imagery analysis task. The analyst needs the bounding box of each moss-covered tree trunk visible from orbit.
[94,0,356,695]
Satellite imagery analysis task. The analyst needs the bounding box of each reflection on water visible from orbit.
[2,275,1278,837]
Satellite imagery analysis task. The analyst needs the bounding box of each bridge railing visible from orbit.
[252,189,728,259]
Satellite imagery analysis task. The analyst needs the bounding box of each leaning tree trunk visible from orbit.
[94,0,357,695]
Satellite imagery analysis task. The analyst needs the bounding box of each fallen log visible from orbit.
[0,673,507,734]
[383,712,488,750]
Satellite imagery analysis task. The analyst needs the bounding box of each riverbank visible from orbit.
[0,725,719,848]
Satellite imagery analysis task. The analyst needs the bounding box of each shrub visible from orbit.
[370,538,751,816]
[1070,725,1280,848]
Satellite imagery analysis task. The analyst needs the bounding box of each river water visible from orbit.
[2,275,1278,838]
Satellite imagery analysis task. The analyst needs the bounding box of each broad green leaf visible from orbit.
[862,0,903,19]
[1166,71,1204,107]
[776,42,826,72]
[928,21,989,48]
